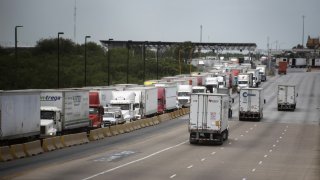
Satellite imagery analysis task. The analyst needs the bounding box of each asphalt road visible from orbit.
[1,68,319,180]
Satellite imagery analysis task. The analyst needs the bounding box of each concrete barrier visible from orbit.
[139,119,146,128]
[0,146,14,162]
[102,127,113,137]
[148,118,155,126]
[152,116,160,125]
[89,129,100,141]
[127,122,135,131]
[97,128,105,139]
[61,134,76,147]
[10,144,27,159]
[116,124,125,134]
[110,126,119,136]
[135,120,142,129]
[23,140,44,157]
[42,137,57,152]
[121,123,130,133]
[170,112,176,119]
[53,136,65,149]
[78,132,89,144]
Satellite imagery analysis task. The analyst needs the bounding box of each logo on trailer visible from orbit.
[242,92,256,97]
[40,96,62,101]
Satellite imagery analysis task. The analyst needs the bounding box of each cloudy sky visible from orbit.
[0,0,319,50]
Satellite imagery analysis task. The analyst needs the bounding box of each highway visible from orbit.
[1,68,319,180]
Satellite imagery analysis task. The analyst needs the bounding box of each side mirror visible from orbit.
[264,99,266,104]
[232,98,235,103]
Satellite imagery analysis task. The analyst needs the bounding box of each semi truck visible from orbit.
[256,65,267,82]
[0,90,41,141]
[237,73,253,92]
[189,93,229,145]
[109,91,136,121]
[278,61,288,74]
[239,88,264,121]
[102,107,125,127]
[127,86,158,118]
[291,58,307,68]
[247,69,260,87]
[204,76,219,93]
[217,87,234,118]
[89,91,104,128]
[177,84,192,107]
[277,85,297,111]
[40,89,91,136]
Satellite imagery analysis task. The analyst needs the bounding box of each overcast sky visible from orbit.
[1,0,319,50]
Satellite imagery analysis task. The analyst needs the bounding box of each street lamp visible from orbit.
[57,32,64,88]
[107,38,113,86]
[15,25,23,61]
[84,35,91,86]
[126,40,132,83]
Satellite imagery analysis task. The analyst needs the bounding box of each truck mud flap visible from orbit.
[239,112,261,121]
[278,104,295,111]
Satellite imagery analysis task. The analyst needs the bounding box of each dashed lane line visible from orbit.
[170,174,176,178]
[187,165,193,169]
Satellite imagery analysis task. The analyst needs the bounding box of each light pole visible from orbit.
[107,38,113,86]
[15,25,23,61]
[302,15,305,48]
[126,40,132,83]
[84,35,91,87]
[57,32,64,88]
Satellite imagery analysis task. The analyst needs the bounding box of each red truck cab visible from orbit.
[278,61,288,75]
[89,91,104,128]
[157,87,165,114]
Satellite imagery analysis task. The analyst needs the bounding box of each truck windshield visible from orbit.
[218,82,224,85]
[192,89,204,93]
[238,81,248,84]
[103,112,114,118]
[178,92,191,96]
[89,107,99,114]
[41,111,55,120]
[111,104,129,110]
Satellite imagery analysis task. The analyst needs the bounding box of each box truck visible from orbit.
[277,85,297,111]
[256,65,267,82]
[0,91,41,141]
[189,93,229,145]
[239,88,264,121]
[247,69,260,87]
[127,86,158,118]
[217,88,234,118]
[40,89,90,136]
[278,61,288,74]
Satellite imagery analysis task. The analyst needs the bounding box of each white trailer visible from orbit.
[291,58,307,68]
[154,83,177,111]
[247,69,260,87]
[177,84,192,107]
[256,65,267,82]
[239,88,264,121]
[127,86,158,118]
[189,93,229,145]
[0,91,41,140]
[277,85,297,111]
[40,89,90,136]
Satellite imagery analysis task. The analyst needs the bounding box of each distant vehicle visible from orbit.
[89,91,104,128]
[205,76,219,93]
[177,84,192,107]
[239,88,264,121]
[237,73,253,92]
[291,58,307,68]
[109,91,136,121]
[189,93,229,145]
[192,86,207,93]
[256,65,267,82]
[102,107,125,127]
[217,87,234,118]
[247,69,260,87]
[278,61,288,74]
[277,85,297,111]
[0,90,41,141]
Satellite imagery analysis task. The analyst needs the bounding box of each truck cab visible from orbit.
[89,92,104,128]
[110,91,136,121]
[205,76,219,93]
[40,106,60,136]
[177,85,192,107]
[192,86,207,93]
[237,73,253,92]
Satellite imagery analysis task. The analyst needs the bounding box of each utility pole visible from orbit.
[200,25,203,43]
[267,36,271,73]
[302,15,305,48]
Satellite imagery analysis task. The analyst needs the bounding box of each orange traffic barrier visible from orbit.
[0,146,14,162]
[42,137,57,152]
[102,127,113,137]
[10,144,26,159]
[23,140,44,157]
[110,126,119,136]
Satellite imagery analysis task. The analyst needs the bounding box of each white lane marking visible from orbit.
[234,138,238,141]
[81,140,188,180]
[211,152,216,155]
[220,147,224,150]
[259,161,263,165]
[201,158,206,162]
[187,165,193,169]
[264,155,268,158]
[279,136,282,139]
[250,127,253,130]
[282,132,285,135]
[241,134,244,137]
[269,149,273,152]
[254,124,257,127]
[170,174,176,178]
[245,131,249,133]
[252,168,256,172]
[273,144,276,147]
[286,125,289,128]
[276,140,279,143]
[242,178,247,180]
[284,129,287,132]
[229,142,232,145]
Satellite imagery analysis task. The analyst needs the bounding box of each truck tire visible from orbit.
[189,138,198,145]
[216,135,224,145]
[223,130,229,141]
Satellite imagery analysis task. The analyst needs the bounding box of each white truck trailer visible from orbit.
[239,88,264,121]
[40,89,91,136]
[154,84,177,111]
[247,69,260,87]
[0,90,41,141]
[277,85,297,111]
[127,86,158,118]
[189,93,229,145]
[256,65,267,82]
[177,84,192,107]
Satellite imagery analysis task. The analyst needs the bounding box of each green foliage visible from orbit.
[0,39,196,90]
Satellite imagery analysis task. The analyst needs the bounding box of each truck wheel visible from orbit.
[217,135,224,145]
[189,138,197,144]
[223,130,229,141]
